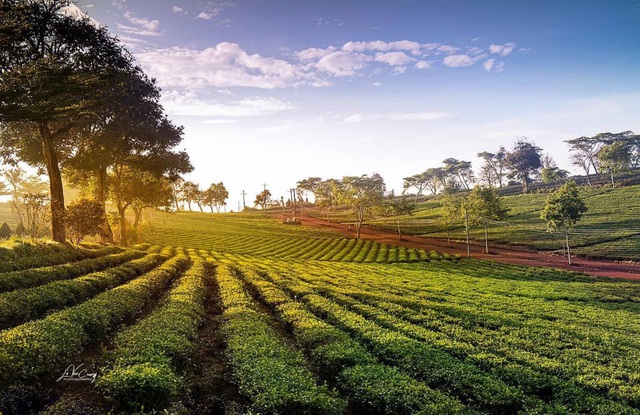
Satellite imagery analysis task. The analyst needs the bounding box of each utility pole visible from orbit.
[241,190,247,211]
[289,188,297,220]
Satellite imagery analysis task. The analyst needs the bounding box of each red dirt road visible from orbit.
[299,215,640,280]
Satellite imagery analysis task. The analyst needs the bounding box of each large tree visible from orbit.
[0,0,135,242]
[254,189,272,211]
[204,182,228,213]
[442,158,475,191]
[596,141,631,188]
[541,181,587,265]
[505,139,543,193]
[477,147,507,187]
[180,181,200,212]
[339,173,386,239]
[402,172,428,201]
[63,66,167,241]
[296,177,322,203]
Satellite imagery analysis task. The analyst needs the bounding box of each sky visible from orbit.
[69,0,640,210]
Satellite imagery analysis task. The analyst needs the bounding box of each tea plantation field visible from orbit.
[1,213,640,414]
[321,184,640,260]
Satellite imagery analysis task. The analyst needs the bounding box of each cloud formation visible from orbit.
[137,42,309,89]
[489,42,516,56]
[137,38,516,91]
[161,90,295,117]
[343,111,451,124]
[116,11,161,36]
[443,54,475,67]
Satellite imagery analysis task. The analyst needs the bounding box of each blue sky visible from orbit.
[72,0,640,209]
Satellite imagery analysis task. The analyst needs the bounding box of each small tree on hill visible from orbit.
[15,222,25,236]
[469,186,508,254]
[339,174,386,239]
[439,192,461,247]
[541,181,587,265]
[0,223,11,238]
[66,199,106,244]
[254,189,272,211]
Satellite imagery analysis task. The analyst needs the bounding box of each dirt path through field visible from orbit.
[299,215,640,280]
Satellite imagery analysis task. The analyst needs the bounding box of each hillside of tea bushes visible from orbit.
[1,213,639,414]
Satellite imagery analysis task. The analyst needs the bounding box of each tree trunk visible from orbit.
[39,122,66,242]
[566,229,572,265]
[96,166,114,243]
[585,171,592,187]
[197,202,203,213]
[465,210,470,257]
[610,169,615,188]
[397,219,402,240]
[118,204,128,247]
[484,224,489,254]
[356,222,361,239]
[522,176,529,194]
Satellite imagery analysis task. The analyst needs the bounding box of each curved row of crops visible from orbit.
[0,247,189,386]
[146,211,446,263]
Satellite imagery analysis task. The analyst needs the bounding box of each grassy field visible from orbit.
[1,213,640,414]
[314,184,640,260]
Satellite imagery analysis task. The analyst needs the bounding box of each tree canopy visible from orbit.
[505,139,542,193]
[339,173,386,239]
[541,180,587,265]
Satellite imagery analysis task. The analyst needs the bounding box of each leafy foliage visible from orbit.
[505,138,543,193]
[541,181,587,232]
[65,199,105,244]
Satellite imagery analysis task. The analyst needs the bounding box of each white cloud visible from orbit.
[123,11,159,31]
[373,81,383,87]
[489,42,516,57]
[415,60,431,69]
[343,114,365,124]
[443,54,475,67]
[342,111,451,123]
[117,11,161,37]
[483,59,495,72]
[315,51,372,76]
[297,46,337,61]
[389,111,451,121]
[483,59,505,73]
[316,17,343,27]
[161,91,295,117]
[197,11,214,20]
[375,51,414,66]
[136,43,310,89]
[201,119,238,124]
[172,6,186,14]
[342,40,421,55]
[60,4,101,27]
